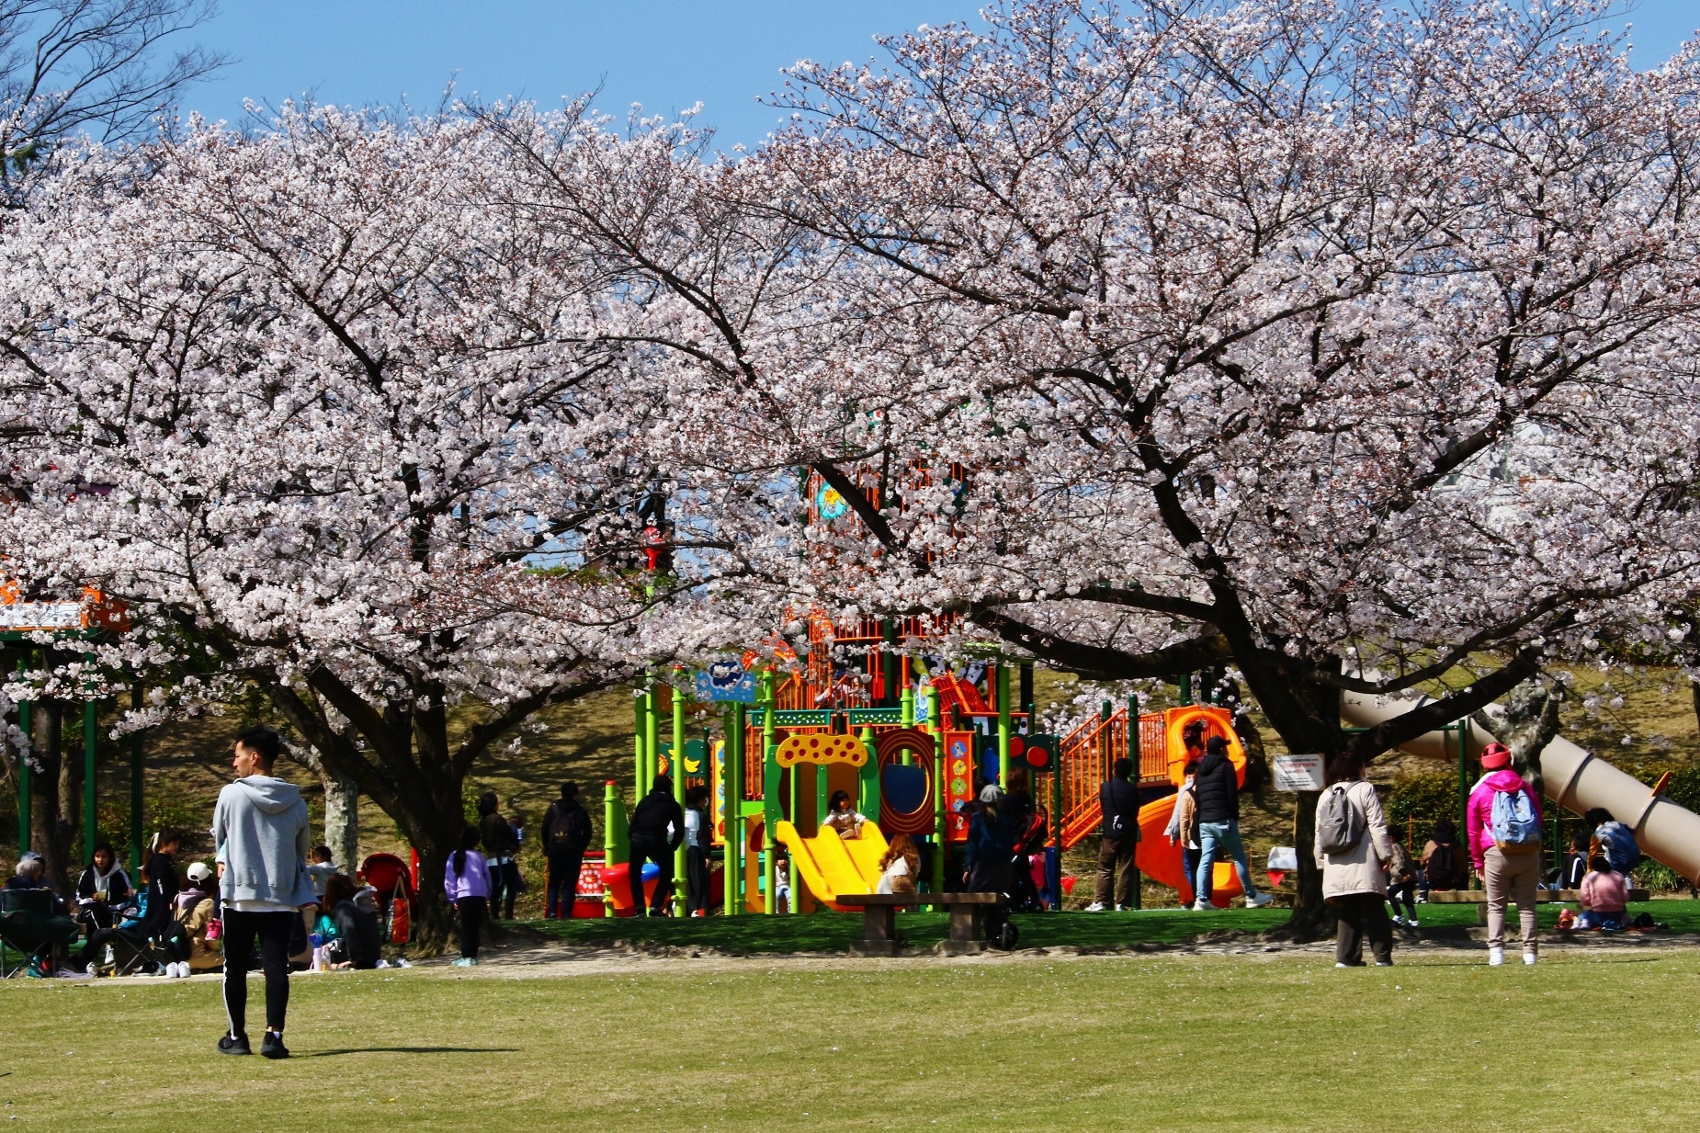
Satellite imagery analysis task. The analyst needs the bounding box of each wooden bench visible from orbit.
[836,892,1006,955]
[1425,888,1648,924]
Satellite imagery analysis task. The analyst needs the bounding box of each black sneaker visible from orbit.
[259,1032,290,1060]
[218,1033,251,1056]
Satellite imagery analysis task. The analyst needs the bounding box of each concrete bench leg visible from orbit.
[850,905,899,956]
[936,906,986,955]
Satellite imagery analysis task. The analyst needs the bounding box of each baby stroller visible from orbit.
[358,853,417,945]
[1008,812,1050,913]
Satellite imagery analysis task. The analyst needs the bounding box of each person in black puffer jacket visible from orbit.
[1192,737,1272,911]
[627,776,685,916]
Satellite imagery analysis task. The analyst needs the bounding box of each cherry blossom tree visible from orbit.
[0,106,676,925]
[479,1,1700,929]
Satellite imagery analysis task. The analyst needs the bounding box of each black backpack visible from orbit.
[1427,841,1458,885]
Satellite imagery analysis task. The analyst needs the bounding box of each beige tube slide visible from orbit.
[1340,691,1700,884]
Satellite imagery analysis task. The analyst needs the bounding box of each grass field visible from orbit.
[524,900,1700,952]
[3,941,1697,1133]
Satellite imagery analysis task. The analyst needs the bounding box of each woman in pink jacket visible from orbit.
[1466,743,1544,966]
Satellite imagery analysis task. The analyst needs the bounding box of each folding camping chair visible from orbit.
[0,888,81,978]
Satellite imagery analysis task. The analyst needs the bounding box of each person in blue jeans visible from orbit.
[1191,736,1274,910]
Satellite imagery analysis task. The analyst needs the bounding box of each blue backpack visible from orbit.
[1490,787,1541,852]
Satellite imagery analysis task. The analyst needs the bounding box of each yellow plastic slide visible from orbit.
[774,818,889,911]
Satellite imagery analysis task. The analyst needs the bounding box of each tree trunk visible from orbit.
[322,772,360,876]
[1232,658,1346,941]
[29,700,78,890]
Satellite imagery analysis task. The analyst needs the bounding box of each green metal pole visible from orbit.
[603,779,625,917]
[882,620,898,707]
[761,671,779,915]
[130,683,144,872]
[15,666,30,856]
[927,684,944,894]
[996,664,1011,789]
[83,697,97,866]
[858,725,879,820]
[1178,673,1193,706]
[725,704,743,916]
[672,680,686,917]
[634,691,647,799]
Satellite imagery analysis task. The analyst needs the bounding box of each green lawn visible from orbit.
[526,900,1700,952]
[3,945,1697,1132]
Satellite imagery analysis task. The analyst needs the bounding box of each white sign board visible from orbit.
[1266,846,1298,871]
[1272,753,1325,792]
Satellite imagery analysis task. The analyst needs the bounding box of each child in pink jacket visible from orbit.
[1577,855,1629,930]
[1465,743,1544,966]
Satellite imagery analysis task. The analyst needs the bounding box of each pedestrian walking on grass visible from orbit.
[213,727,317,1059]
[541,782,592,919]
[628,774,684,916]
[1192,736,1273,910]
[1385,830,1419,927]
[1315,750,1395,967]
[445,826,490,966]
[1467,742,1543,966]
[1087,757,1141,911]
[477,792,522,920]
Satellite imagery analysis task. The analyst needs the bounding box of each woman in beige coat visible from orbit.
[1314,751,1395,967]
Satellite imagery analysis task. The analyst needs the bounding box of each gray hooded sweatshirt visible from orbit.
[212,776,315,908]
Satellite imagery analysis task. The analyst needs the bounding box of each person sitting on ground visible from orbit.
[1577,855,1630,931]
[1316,750,1395,967]
[306,845,338,900]
[821,790,867,840]
[1585,808,1642,877]
[80,829,185,975]
[876,834,921,896]
[76,843,133,928]
[1560,832,1589,890]
[1420,816,1466,895]
[1384,830,1419,928]
[445,826,491,966]
[313,874,353,968]
[313,873,381,970]
[176,862,223,974]
[1192,736,1273,910]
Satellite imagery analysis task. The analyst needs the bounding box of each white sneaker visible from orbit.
[1488,946,1505,966]
[85,962,98,977]
[1192,900,1211,911]
[172,962,186,979]
[1523,951,1538,966]
[1407,918,1419,928]
[1084,902,1106,913]
[374,959,390,969]
[1392,914,1405,926]
[1335,962,1350,968]
[1246,892,1273,909]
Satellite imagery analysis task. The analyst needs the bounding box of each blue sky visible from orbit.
[184,1,1699,149]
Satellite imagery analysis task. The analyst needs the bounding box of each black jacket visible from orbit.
[629,789,685,850]
[143,851,179,933]
[1193,752,1239,824]
[1100,776,1141,841]
[479,813,520,858]
[542,798,592,855]
[332,899,382,968]
[76,865,132,904]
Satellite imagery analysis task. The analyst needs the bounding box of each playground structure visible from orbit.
[599,625,1700,916]
[597,614,1262,916]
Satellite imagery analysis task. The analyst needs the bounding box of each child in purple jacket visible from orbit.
[443,826,490,967]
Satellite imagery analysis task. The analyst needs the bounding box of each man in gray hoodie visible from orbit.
[213,726,316,1059]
